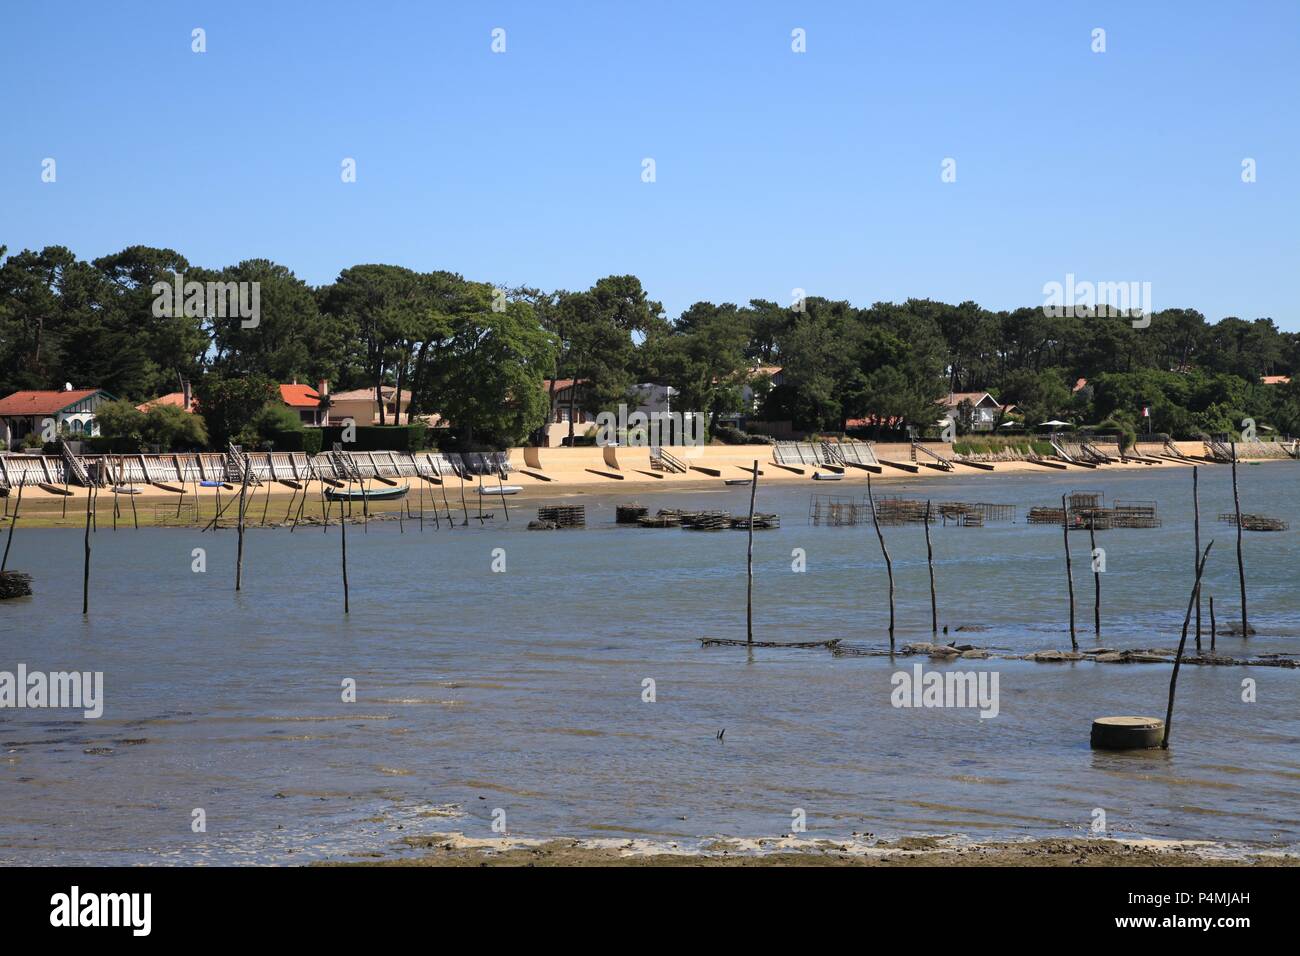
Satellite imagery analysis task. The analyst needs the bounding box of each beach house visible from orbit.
[0,387,115,448]
[941,391,1004,432]
[279,381,329,427]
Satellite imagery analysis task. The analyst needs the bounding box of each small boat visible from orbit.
[200,480,228,488]
[324,484,410,502]
[724,478,753,486]
[112,485,143,495]
[478,485,522,495]
[811,472,843,481]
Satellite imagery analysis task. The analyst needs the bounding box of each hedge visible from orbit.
[316,423,428,452]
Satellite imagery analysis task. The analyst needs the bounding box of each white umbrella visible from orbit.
[1039,420,1071,427]
[999,420,1019,427]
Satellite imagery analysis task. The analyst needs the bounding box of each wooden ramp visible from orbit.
[911,442,955,472]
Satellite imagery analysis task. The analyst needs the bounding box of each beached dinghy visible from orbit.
[478,485,522,495]
[811,472,843,481]
[324,484,410,502]
[111,485,143,495]
[724,478,753,486]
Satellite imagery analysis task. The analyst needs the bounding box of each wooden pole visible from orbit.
[319,469,330,533]
[439,467,453,527]
[201,484,243,532]
[923,499,937,638]
[1163,541,1214,749]
[1062,494,1077,650]
[1231,443,1248,638]
[260,469,272,527]
[112,459,119,531]
[497,466,510,522]
[418,469,425,531]
[283,483,299,524]
[1209,595,1217,652]
[1192,465,1202,651]
[458,466,469,526]
[746,458,758,644]
[340,478,350,614]
[235,460,250,591]
[128,475,139,530]
[1088,522,1100,638]
[1,480,24,572]
[82,482,93,614]
[866,475,895,651]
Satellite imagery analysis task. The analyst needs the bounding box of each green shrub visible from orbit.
[317,423,428,452]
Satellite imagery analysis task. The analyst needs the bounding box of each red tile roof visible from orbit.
[279,384,321,408]
[0,389,104,416]
[542,379,586,392]
[137,392,197,413]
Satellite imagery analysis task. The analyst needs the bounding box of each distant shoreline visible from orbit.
[3,444,1293,529]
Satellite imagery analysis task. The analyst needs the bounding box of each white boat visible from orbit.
[478,485,522,495]
[811,472,843,481]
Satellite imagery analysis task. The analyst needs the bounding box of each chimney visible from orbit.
[317,378,329,399]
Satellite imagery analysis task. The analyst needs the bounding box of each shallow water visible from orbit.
[1,462,1298,863]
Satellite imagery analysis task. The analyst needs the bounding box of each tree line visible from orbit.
[2,243,1298,450]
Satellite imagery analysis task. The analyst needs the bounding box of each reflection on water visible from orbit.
[1,464,1298,863]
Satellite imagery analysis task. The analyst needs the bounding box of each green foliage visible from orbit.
[3,244,1297,451]
[93,399,147,445]
[196,374,277,448]
[317,424,428,452]
[142,404,208,450]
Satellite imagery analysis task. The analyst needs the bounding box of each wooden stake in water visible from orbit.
[82,483,94,615]
[340,478,351,614]
[128,473,139,530]
[1209,595,1217,652]
[866,475,895,651]
[1,480,24,572]
[235,460,251,591]
[418,470,425,532]
[439,469,453,527]
[459,467,469,527]
[1192,465,1202,651]
[1163,540,1214,749]
[746,458,758,645]
[1231,443,1248,638]
[1088,522,1100,638]
[497,465,510,522]
[1062,494,1077,650]
[923,499,937,638]
[260,470,272,527]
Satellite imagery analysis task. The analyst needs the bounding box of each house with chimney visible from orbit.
[279,381,329,427]
[0,387,115,448]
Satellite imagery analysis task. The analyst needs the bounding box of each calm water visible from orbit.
[2,463,1298,864]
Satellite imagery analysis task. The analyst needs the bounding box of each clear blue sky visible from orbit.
[3,1,1297,328]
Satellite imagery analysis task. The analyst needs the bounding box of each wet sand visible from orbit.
[335,835,1299,867]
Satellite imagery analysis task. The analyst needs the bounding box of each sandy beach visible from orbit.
[3,441,1277,528]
